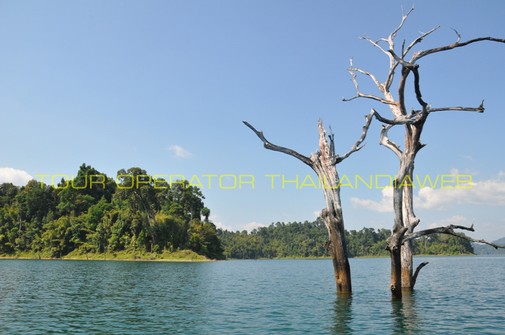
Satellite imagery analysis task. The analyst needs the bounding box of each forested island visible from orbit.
[0,164,224,260]
[0,164,476,261]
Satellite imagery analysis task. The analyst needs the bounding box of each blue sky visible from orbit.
[1,0,504,240]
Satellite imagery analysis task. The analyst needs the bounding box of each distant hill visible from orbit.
[473,237,505,255]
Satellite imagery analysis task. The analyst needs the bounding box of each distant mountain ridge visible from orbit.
[473,237,505,255]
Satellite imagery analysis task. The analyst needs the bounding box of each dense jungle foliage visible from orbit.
[0,164,224,259]
[218,220,474,259]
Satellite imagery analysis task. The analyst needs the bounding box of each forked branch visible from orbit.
[343,62,396,106]
[403,26,440,57]
[333,110,374,164]
[245,111,374,168]
[389,6,415,43]
[379,124,402,159]
[412,36,505,63]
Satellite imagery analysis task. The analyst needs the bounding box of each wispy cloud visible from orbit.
[168,144,192,159]
[0,167,33,186]
[459,154,474,161]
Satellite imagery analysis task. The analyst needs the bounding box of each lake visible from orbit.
[0,256,504,334]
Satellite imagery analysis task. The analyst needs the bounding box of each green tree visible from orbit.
[115,167,159,251]
[164,180,204,222]
[57,164,115,216]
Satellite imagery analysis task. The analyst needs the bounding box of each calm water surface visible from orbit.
[0,257,504,334]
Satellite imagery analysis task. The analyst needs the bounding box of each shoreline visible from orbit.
[1,253,480,262]
[223,253,477,261]
[0,250,213,262]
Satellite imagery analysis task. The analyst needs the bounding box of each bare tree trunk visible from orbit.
[388,177,407,298]
[311,122,353,293]
[380,125,411,298]
[400,123,424,290]
[400,240,413,288]
[243,114,373,294]
[390,245,403,299]
[388,176,408,298]
[322,209,351,293]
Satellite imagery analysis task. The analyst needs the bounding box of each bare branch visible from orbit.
[243,121,313,167]
[384,64,400,93]
[385,49,415,115]
[371,109,397,124]
[388,50,428,110]
[328,126,335,157]
[343,65,397,106]
[383,6,415,86]
[379,124,402,158]
[342,89,394,105]
[341,95,359,102]
[397,66,410,115]
[471,238,505,250]
[429,101,485,113]
[334,110,374,164]
[361,36,390,57]
[412,36,505,63]
[403,25,441,57]
[403,224,475,242]
[371,108,423,125]
[342,63,395,104]
[451,28,462,43]
[350,67,384,93]
[390,6,415,42]
[345,48,401,117]
[411,66,428,108]
[403,224,505,249]
[411,261,429,289]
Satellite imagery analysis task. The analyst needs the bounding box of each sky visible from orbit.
[0,0,504,241]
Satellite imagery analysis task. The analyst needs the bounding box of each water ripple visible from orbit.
[0,257,504,334]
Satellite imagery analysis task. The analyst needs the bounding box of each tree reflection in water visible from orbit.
[332,295,353,334]
[391,290,420,335]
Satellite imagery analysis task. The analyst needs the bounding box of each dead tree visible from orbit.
[244,113,373,294]
[344,8,505,298]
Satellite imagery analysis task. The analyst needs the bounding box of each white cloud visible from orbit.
[416,178,505,210]
[168,144,192,159]
[350,187,393,212]
[243,221,267,232]
[210,214,235,232]
[350,173,505,212]
[0,167,33,186]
